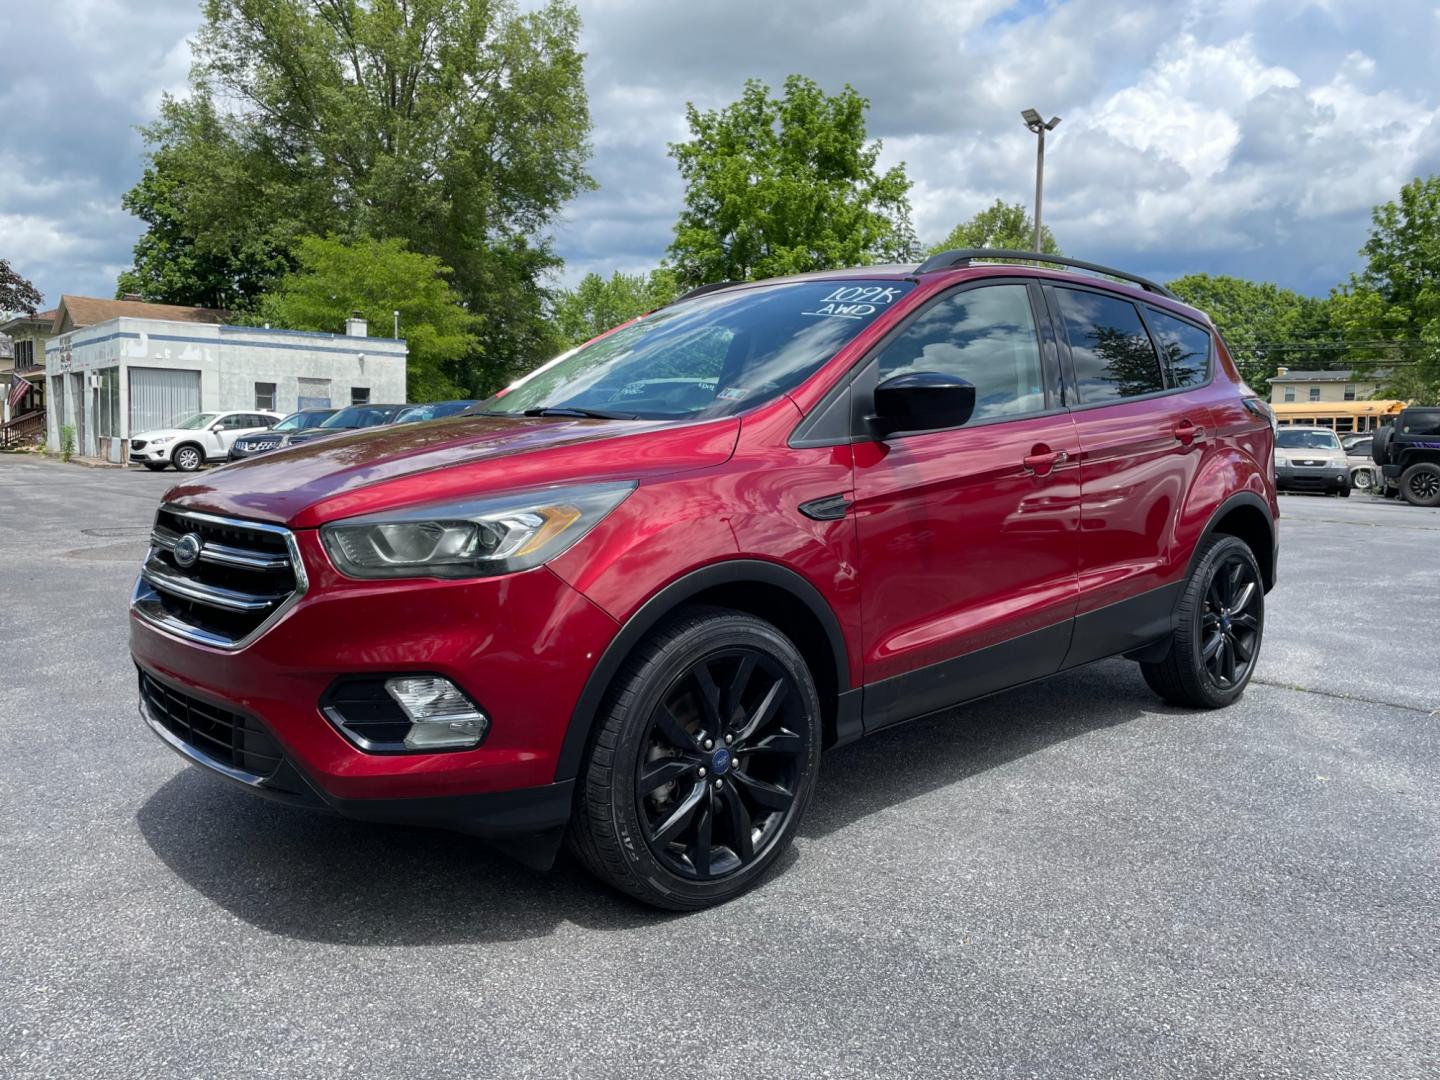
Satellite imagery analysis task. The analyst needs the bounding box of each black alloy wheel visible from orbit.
[569,608,821,910]
[1198,554,1261,691]
[636,647,807,880]
[1139,533,1265,709]
[1402,463,1440,507]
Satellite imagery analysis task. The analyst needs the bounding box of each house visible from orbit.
[45,308,407,462]
[1267,367,1404,433]
[0,307,57,428]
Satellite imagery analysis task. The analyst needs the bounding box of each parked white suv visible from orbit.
[129,411,281,472]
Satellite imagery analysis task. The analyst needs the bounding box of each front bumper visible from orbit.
[131,529,620,812]
[129,444,171,464]
[1274,464,1349,492]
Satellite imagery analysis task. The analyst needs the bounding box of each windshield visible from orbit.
[319,405,401,429]
[486,279,916,420]
[172,413,219,430]
[397,400,481,423]
[1277,428,1341,450]
[274,410,334,432]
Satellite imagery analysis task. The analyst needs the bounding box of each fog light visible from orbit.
[384,676,488,750]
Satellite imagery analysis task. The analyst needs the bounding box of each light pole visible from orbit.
[1021,108,1061,252]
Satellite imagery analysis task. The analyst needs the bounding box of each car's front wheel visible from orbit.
[1140,534,1264,709]
[171,444,204,472]
[143,462,168,472]
[569,608,821,910]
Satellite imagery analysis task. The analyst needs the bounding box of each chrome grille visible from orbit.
[131,504,306,649]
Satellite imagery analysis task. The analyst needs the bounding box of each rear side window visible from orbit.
[874,284,1046,422]
[1054,288,1165,402]
[1401,411,1440,436]
[1145,308,1211,387]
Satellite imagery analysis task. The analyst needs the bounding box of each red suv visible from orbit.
[131,250,1279,909]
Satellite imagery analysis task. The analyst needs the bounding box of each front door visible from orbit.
[851,282,1082,731]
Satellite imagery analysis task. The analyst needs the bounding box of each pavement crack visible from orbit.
[1252,677,1437,717]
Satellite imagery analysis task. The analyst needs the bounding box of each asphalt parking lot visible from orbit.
[1,455,1437,1079]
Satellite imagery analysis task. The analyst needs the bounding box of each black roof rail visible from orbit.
[671,280,747,304]
[914,248,1178,300]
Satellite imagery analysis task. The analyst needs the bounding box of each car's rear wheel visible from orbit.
[1400,463,1440,507]
[569,607,821,910]
[172,444,204,472]
[1140,534,1264,709]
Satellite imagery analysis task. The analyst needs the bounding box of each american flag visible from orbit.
[7,375,31,410]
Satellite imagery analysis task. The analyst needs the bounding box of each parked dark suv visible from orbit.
[228,407,338,461]
[1372,407,1440,506]
[131,250,1279,909]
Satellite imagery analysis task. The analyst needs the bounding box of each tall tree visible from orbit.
[1167,272,1334,388]
[0,257,43,317]
[550,269,679,347]
[667,76,914,287]
[120,0,592,382]
[929,200,1059,255]
[1330,176,1440,403]
[259,235,483,400]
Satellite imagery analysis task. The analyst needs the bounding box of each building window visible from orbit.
[351,386,371,405]
[1309,387,1321,402]
[96,368,120,438]
[14,340,34,368]
[1344,384,1355,401]
[255,381,277,411]
[1284,387,1295,402]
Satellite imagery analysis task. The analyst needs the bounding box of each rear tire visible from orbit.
[1399,462,1440,507]
[569,607,821,910]
[1139,534,1264,709]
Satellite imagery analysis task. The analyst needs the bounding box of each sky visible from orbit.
[2,0,1439,310]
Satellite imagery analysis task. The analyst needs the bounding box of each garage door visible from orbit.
[128,367,201,434]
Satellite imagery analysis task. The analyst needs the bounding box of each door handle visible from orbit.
[1022,447,1069,476]
[1174,419,1206,446]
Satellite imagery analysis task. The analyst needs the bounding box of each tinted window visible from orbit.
[1055,289,1165,402]
[1401,411,1440,436]
[487,279,915,420]
[1145,308,1211,387]
[320,405,401,429]
[874,285,1045,422]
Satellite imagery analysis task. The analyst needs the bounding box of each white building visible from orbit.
[45,305,407,462]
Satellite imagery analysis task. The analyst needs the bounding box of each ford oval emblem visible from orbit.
[173,532,203,569]
[710,747,732,775]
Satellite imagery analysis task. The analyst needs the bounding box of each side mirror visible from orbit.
[211,423,225,432]
[872,372,977,437]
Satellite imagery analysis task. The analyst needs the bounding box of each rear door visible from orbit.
[851,281,1082,730]
[1047,286,1215,665]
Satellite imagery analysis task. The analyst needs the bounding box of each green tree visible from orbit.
[928,200,1059,255]
[120,0,592,383]
[1330,176,1440,403]
[551,269,679,347]
[1166,272,1334,388]
[0,257,43,317]
[259,236,482,400]
[667,76,914,287]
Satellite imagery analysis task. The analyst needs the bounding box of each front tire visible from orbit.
[172,443,204,472]
[1140,534,1264,709]
[143,462,168,472]
[569,608,822,910]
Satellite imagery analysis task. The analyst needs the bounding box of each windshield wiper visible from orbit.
[522,407,639,420]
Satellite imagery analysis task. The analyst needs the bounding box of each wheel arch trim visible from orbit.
[1187,490,1277,592]
[554,559,851,782]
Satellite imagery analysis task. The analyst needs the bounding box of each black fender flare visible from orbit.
[1186,490,1276,591]
[553,559,851,782]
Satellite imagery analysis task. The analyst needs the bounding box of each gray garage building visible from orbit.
[43,296,407,462]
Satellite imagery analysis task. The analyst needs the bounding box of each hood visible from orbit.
[163,413,741,527]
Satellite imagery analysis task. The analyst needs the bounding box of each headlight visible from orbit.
[150,436,172,446]
[321,481,636,579]
[1273,454,1287,467]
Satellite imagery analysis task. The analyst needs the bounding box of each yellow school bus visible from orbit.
[1271,399,1405,433]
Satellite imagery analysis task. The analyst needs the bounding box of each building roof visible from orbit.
[1268,369,1368,384]
[0,307,58,335]
[54,295,225,334]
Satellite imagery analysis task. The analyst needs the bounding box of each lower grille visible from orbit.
[139,670,283,779]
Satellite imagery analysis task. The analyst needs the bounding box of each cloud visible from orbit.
[1,0,1437,306]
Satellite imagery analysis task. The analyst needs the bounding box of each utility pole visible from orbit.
[1021,109,1062,252]
[393,310,400,339]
